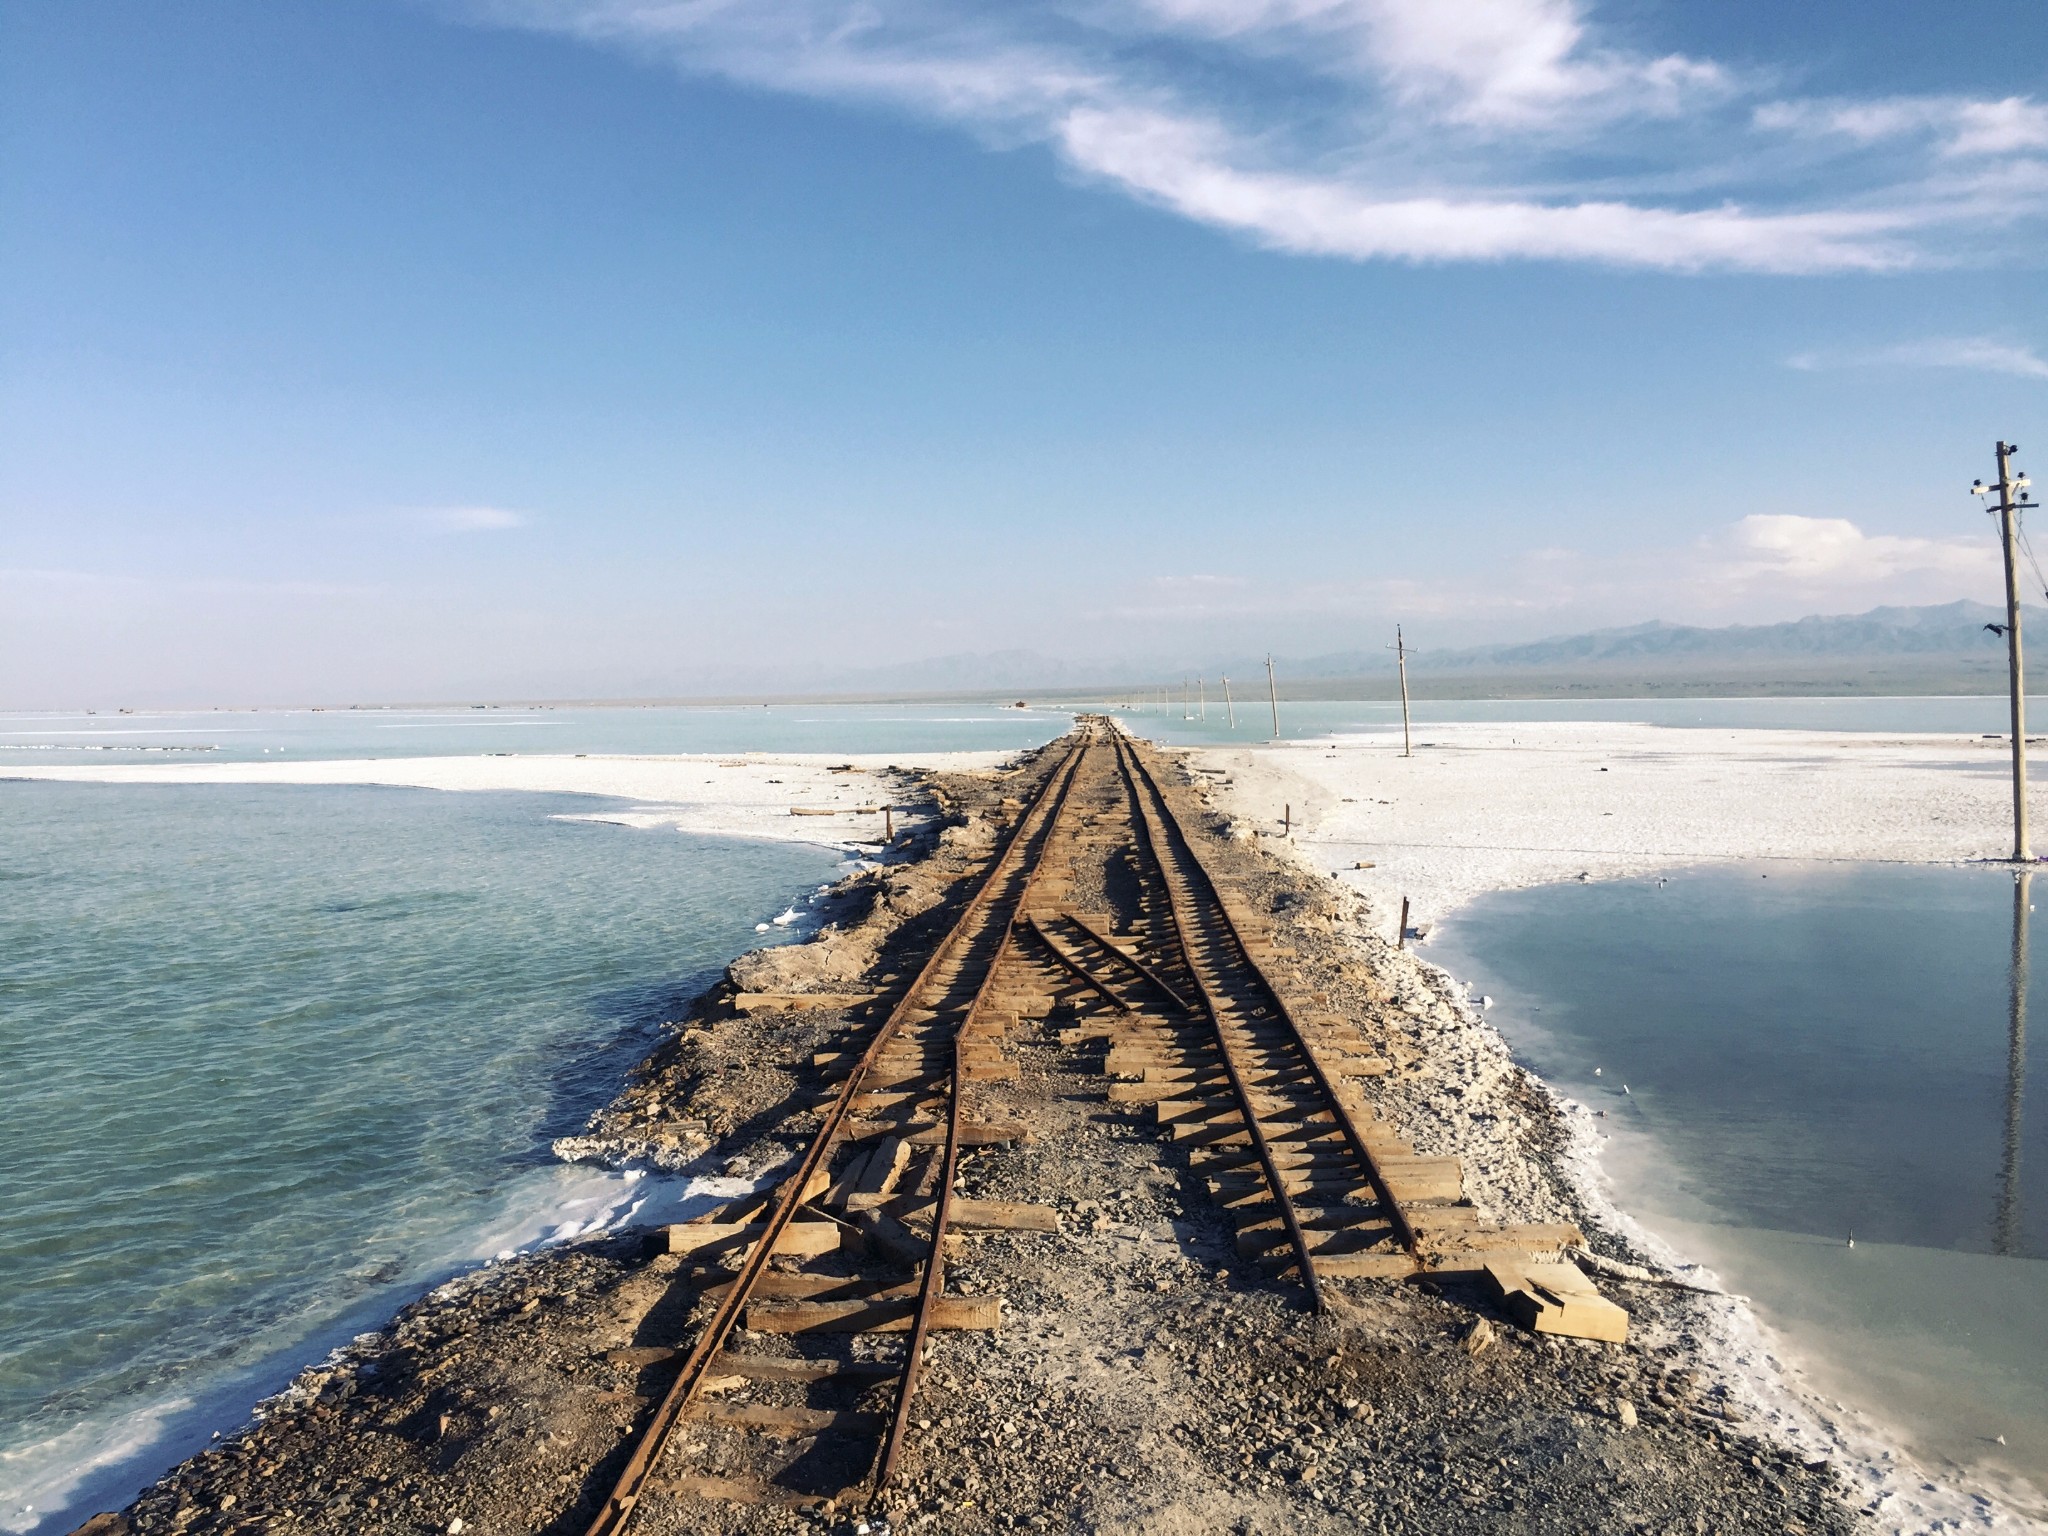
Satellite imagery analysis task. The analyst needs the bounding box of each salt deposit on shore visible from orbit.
[2,750,1016,846]
[1194,722,2034,930]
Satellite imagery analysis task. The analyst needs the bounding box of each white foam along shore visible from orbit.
[1194,719,2046,1534]
[0,749,1019,848]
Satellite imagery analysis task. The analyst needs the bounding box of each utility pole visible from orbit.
[1265,654,1280,740]
[1222,675,1236,729]
[1390,624,1413,759]
[1199,675,1207,721]
[1976,443,2036,862]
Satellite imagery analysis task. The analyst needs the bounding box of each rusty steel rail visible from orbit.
[582,731,1092,1536]
[1111,733,1421,1302]
[1110,735,1327,1309]
[1021,914,1132,1015]
[1057,911,1196,1014]
[874,732,1093,1489]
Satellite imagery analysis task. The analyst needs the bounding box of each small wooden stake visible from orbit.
[1397,895,1410,949]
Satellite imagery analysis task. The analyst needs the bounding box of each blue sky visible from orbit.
[3,0,2046,704]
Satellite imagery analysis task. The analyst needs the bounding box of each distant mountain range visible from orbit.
[1334,600,2041,675]
[768,602,2041,702]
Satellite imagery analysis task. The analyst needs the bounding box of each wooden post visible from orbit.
[1223,675,1236,729]
[1266,654,1280,740]
[1993,442,2031,862]
[1394,625,1413,759]
[884,805,894,841]
[1396,895,1410,949]
[1283,803,1291,837]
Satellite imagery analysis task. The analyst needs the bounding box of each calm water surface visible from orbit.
[0,783,841,1533]
[4,695,2037,766]
[1434,863,2048,1512]
[0,702,1070,765]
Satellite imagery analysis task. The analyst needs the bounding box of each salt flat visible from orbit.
[1191,722,2036,927]
[1,750,1016,846]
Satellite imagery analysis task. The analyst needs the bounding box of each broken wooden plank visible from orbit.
[687,1271,920,1302]
[1314,1253,1420,1280]
[665,1221,840,1259]
[736,991,877,1013]
[834,1195,1058,1232]
[745,1296,1003,1334]
[1484,1260,1629,1344]
[711,1355,897,1384]
[856,1135,912,1196]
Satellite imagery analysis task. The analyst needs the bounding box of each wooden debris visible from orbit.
[664,1221,841,1259]
[1485,1260,1630,1344]
[734,991,876,1013]
[744,1296,1003,1334]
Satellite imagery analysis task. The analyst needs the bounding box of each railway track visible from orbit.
[584,720,1587,1529]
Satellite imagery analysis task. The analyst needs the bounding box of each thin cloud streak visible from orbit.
[476,0,2048,273]
[1787,337,2048,379]
[419,505,533,532]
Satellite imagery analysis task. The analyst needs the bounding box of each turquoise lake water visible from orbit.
[0,703,1075,766]
[3,694,2041,769]
[0,783,843,1534]
[1433,863,2048,1517]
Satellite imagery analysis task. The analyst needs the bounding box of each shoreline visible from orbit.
[0,749,1022,855]
[1197,723,2048,1532]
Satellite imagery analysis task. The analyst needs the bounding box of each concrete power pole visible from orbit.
[1978,443,2036,862]
[1265,654,1280,740]
[1391,625,1413,759]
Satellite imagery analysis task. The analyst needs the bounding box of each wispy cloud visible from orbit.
[418,505,533,532]
[1698,513,1992,589]
[1786,336,2048,379]
[1756,96,2048,158]
[473,0,2048,273]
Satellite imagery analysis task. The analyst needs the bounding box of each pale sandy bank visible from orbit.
[1,751,1017,847]
[1189,722,2035,931]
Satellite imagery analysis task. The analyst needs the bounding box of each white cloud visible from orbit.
[420,505,532,532]
[472,0,2048,273]
[1787,337,2048,379]
[1701,513,1991,589]
[1756,95,2048,159]
[1304,514,2002,637]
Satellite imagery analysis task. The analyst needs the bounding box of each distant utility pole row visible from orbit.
[1132,637,1414,753]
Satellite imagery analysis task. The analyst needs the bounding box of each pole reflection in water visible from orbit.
[1998,869,2030,1257]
